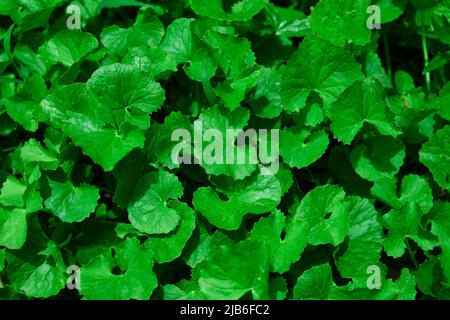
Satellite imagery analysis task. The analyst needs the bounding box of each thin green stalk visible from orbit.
[439,68,447,87]
[299,0,307,12]
[305,168,321,186]
[202,79,217,106]
[99,186,114,194]
[0,146,16,154]
[383,33,393,83]
[406,239,419,269]
[422,35,431,91]
[57,233,74,249]
[292,172,304,198]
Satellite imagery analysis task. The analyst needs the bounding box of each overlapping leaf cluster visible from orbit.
[0,0,449,300]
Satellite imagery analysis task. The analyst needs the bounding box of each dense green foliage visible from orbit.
[0,0,449,300]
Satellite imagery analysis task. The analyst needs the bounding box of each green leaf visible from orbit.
[0,0,449,302]
[20,263,66,298]
[293,264,333,300]
[184,225,214,269]
[163,280,205,300]
[438,83,450,121]
[159,18,193,66]
[112,150,147,208]
[374,0,407,23]
[4,216,66,297]
[328,146,373,197]
[13,44,47,77]
[329,78,401,144]
[197,239,270,299]
[281,36,362,112]
[3,24,15,59]
[41,83,146,171]
[44,178,100,223]
[128,170,183,234]
[409,0,440,10]
[269,277,287,300]
[192,106,258,180]
[79,238,157,300]
[96,0,157,12]
[0,176,27,207]
[351,136,405,182]
[250,210,308,273]
[145,112,192,169]
[193,172,282,230]
[416,257,442,297]
[0,249,5,272]
[431,201,450,283]
[144,201,196,263]
[280,127,329,169]
[0,208,27,249]
[123,47,174,78]
[215,67,266,110]
[183,50,218,83]
[365,51,392,88]
[311,0,372,46]
[191,0,268,21]
[101,13,164,57]
[274,164,293,196]
[383,202,437,258]
[71,123,145,171]
[250,67,283,118]
[329,268,417,300]
[295,185,348,246]
[20,139,59,170]
[264,4,311,37]
[371,174,433,214]
[39,30,98,67]
[7,0,66,33]
[334,196,382,284]
[5,76,47,132]
[201,30,257,80]
[419,126,450,190]
[302,103,326,127]
[424,52,450,74]
[395,71,415,94]
[86,63,165,114]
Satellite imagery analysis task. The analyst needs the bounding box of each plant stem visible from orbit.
[439,68,446,87]
[0,146,17,154]
[299,0,307,12]
[406,239,419,269]
[292,172,304,198]
[202,79,217,106]
[422,35,431,91]
[99,186,114,194]
[383,33,393,84]
[57,233,73,249]
[305,168,320,186]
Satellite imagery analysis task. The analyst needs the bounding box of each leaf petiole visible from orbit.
[202,79,217,106]
[405,239,419,269]
[422,35,431,91]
